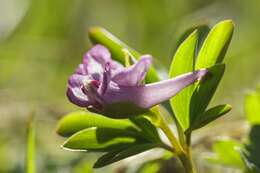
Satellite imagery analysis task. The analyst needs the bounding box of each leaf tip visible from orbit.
[55,121,63,136]
[225,104,233,111]
[93,162,102,169]
[217,19,234,27]
[88,26,102,35]
[189,29,199,38]
[61,138,87,152]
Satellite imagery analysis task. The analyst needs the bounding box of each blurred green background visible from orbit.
[0,0,260,172]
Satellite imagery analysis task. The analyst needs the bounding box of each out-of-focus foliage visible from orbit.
[208,85,260,172]
[26,115,36,173]
[245,86,260,124]
[244,125,260,172]
[243,86,260,172]
[136,155,186,173]
[1,0,260,172]
[206,139,244,168]
[72,160,93,173]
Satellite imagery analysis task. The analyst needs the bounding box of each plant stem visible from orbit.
[176,120,186,148]
[158,113,196,173]
[185,132,197,173]
[185,132,192,156]
[159,115,184,155]
[179,153,196,173]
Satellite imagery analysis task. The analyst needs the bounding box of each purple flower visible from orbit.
[67,45,207,118]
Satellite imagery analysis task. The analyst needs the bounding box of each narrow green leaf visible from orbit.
[245,89,260,125]
[62,127,140,152]
[26,114,36,173]
[56,111,137,137]
[175,24,210,53]
[88,27,160,83]
[190,64,225,123]
[206,139,244,168]
[195,20,234,69]
[88,27,140,62]
[130,116,161,143]
[188,104,232,131]
[93,143,158,168]
[169,30,198,130]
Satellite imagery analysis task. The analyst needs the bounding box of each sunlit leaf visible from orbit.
[88,27,160,83]
[56,111,138,137]
[169,30,197,130]
[206,139,244,168]
[62,127,142,152]
[195,20,234,69]
[93,143,158,168]
[188,104,232,131]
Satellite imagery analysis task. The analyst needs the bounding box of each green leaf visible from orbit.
[56,111,138,137]
[62,127,140,152]
[195,20,234,69]
[26,114,36,173]
[93,143,158,168]
[88,27,160,83]
[169,30,198,130]
[175,24,210,53]
[206,139,244,168]
[188,104,232,131]
[190,64,226,124]
[88,27,140,63]
[130,115,161,143]
[245,88,260,125]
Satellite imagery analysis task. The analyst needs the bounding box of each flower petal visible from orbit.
[98,63,112,95]
[84,44,111,65]
[104,69,208,110]
[112,55,152,86]
[137,69,208,108]
[67,87,90,107]
[67,74,91,107]
[83,45,111,72]
[75,64,88,75]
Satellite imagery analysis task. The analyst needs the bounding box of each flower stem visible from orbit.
[157,111,196,173]
[185,132,197,172]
